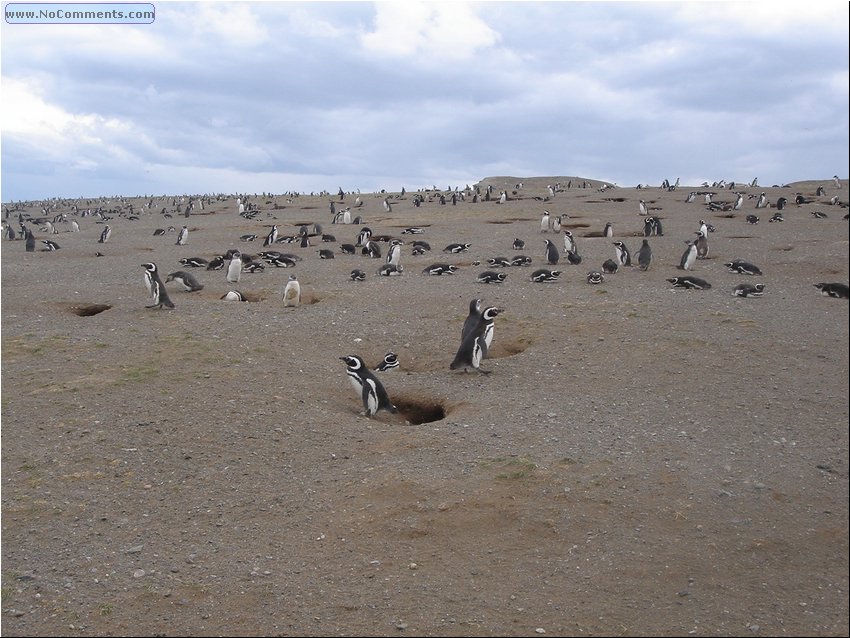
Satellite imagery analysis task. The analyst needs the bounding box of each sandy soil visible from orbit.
[1,176,848,637]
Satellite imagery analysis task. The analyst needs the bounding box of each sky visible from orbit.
[1,1,848,201]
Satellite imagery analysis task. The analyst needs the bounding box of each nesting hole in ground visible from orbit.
[394,396,448,425]
[67,303,112,316]
[488,338,531,359]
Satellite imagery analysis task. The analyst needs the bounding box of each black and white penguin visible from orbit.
[42,240,61,251]
[724,259,762,275]
[636,239,653,271]
[679,241,697,270]
[267,254,297,268]
[450,306,503,374]
[638,200,648,216]
[756,192,767,209]
[530,269,561,282]
[243,261,265,273]
[733,283,766,298]
[356,227,372,247]
[745,214,760,225]
[734,193,744,210]
[694,230,709,259]
[386,239,403,266]
[350,269,367,281]
[221,290,247,301]
[603,222,613,238]
[401,227,425,235]
[205,256,225,270]
[510,255,532,266]
[667,276,711,290]
[586,271,604,284]
[166,270,204,292]
[98,225,111,243]
[487,257,511,268]
[643,218,655,237]
[412,240,431,252]
[363,240,382,259]
[25,229,36,252]
[811,211,828,219]
[141,262,175,309]
[375,352,399,373]
[769,212,784,223]
[565,250,582,265]
[813,282,850,299]
[299,234,311,248]
[376,263,404,276]
[176,225,188,245]
[512,238,526,251]
[318,248,335,259]
[613,241,631,267]
[544,239,559,265]
[551,215,562,233]
[461,298,483,343]
[240,234,257,242]
[283,274,301,306]
[776,197,788,210]
[340,243,357,255]
[226,250,242,283]
[443,242,471,253]
[477,271,507,284]
[422,263,458,276]
[562,230,576,254]
[264,225,279,247]
[602,258,619,274]
[540,210,551,233]
[340,354,397,416]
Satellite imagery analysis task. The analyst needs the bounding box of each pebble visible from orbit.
[133,569,145,578]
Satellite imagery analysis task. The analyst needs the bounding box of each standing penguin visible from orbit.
[450,306,503,374]
[562,230,576,254]
[264,225,279,247]
[24,228,36,252]
[613,241,631,267]
[226,249,242,283]
[679,241,698,270]
[386,239,403,267]
[636,239,653,271]
[551,215,562,233]
[638,200,648,216]
[283,274,301,307]
[544,239,560,265]
[98,225,111,243]
[540,210,550,233]
[694,230,710,259]
[141,262,175,309]
[176,225,188,246]
[461,298,483,343]
[603,222,613,238]
[340,354,397,417]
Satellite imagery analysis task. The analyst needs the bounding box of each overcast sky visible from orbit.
[1,1,848,201]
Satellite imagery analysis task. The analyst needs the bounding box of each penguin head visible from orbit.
[482,306,504,320]
[141,262,157,273]
[340,355,364,370]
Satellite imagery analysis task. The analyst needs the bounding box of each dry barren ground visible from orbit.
[1,176,848,637]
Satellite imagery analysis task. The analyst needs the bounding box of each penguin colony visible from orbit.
[5,178,847,420]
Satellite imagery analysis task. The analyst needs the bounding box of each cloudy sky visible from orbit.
[1,1,848,200]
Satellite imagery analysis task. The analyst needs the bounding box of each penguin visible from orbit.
[375,352,399,373]
[141,262,175,309]
[603,222,613,238]
[267,255,297,268]
[643,218,655,237]
[733,283,766,298]
[612,241,631,267]
[221,290,247,301]
[340,243,357,255]
[166,270,204,292]
[264,225,279,247]
[443,242,471,253]
[636,239,653,271]
[383,198,392,213]
[652,216,664,236]
[566,250,582,265]
[283,274,301,307]
[377,264,404,276]
[811,211,828,219]
[356,227,372,247]
[544,239,560,265]
[813,283,849,299]
[562,230,576,254]
[667,276,711,290]
[724,259,762,275]
[299,234,311,248]
[401,227,425,235]
[679,241,697,270]
[243,261,265,273]
[510,255,532,266]
[226,250,242,283]
[362,240,382,259]
[386,239,403,266]
[586,271,605,284]
[530,269,561,282]
[685,192,696,204]
[98,225,111,243]
[318,248,335,259]
[698,219,709,236]
[551,215,562,233]
[776,197,787,210]
[756,193,767,209]
[461,298,483,343]
[734,193,744,210]
[350,269,367,281]
[340,354,397,416]
[638,200,648,216]
[746,215,760,224]
[176,225,188,245]
[412,240,432,252]
[512,238,525,251]
[450,306,503,374]
[25,229,36,252]
[42,240,61,251]
[694,231,709,259]
[487,257,511,268]
[206,256,225,270]
[769,212,784,223]
[240,234,258,242]
[477,271,507,284]
[153,228,167,236]
[422,263,458,276]
[602,258,619,274]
